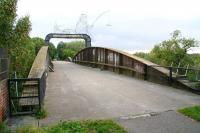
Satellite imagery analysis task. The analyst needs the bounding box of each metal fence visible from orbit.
[0,48,9,81]
[7,46,51,116]
[8,71,47,116]
[150,65,200,91]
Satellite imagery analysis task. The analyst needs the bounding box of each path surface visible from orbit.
[41,61,200,124]
[118,110,200,133]
[8,61,200,132]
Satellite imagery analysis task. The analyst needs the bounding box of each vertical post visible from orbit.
[88,48,92,66]
[88,48,90,62]
[119,54,123,74]
[131,60,135,77]
[113,52,115,72]
[99,49,101,63]
[103,49,108,70]
[95,48,98,63]
[94,48,98,68]
[80,52,82,62]
[37,78,41,111]
[144,65,148,80]
[169,67,173,85]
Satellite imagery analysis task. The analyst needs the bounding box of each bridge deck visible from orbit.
[43,61,200,122]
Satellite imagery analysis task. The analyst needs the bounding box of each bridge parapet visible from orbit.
[73,47,200,94]
[8,46,53,116]
[28,46,51,78]
[73,47,168,80]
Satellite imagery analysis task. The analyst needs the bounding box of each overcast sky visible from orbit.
[17,0,200,53]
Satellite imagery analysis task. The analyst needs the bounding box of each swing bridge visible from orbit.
[7,33,200,116]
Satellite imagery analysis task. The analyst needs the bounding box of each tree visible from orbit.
[57,41,85,60]
[0,0,17,48]
[0,0,37,77]
[49,42,57,59]
[31,37,57,59]
[31,37,45,54]
[149,30,198,66]
[10,16,35,77]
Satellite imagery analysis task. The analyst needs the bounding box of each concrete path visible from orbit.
[118,110,200,133]
[40,61,200,124]
[8,61,200,132]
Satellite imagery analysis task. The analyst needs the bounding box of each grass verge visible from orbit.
[178,105,200,122]
[16,120,127,133]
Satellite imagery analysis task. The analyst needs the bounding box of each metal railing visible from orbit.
[150,65,200,90]
[150,65,200,79]
[8,46,52,116]
[8,71,47,116]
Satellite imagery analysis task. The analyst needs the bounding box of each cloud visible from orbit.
[17,0,200,52]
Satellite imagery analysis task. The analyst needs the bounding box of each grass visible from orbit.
[35,106,48,119]
[178,105,200,122]
[0,122,11,133]
[16,120,127,133]
[16,125,39,133]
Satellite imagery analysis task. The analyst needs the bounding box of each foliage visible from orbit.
[135,30,200,85]
[16,120,127,133]
[0,0,36,78]
[178,105,200,122]
[190,54,200,68]
[0,0,17,48]
[16,125,39,133]
[0,122,11,133]
[35,106,48,119]
[49,42,57,59]
[9,16,35,78]
[0,0,57,77]
[187,71,197,82]
[134,52,147,58]
[31,37,57,59]
[31,37,44,54]
[57,41,85,60]
[149,30,198,66]
[135,30,199,67]
[134,52,152,63]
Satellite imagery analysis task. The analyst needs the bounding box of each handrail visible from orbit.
[150,65,200,71]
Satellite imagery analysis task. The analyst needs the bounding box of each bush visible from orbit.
[57,41,85,60]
